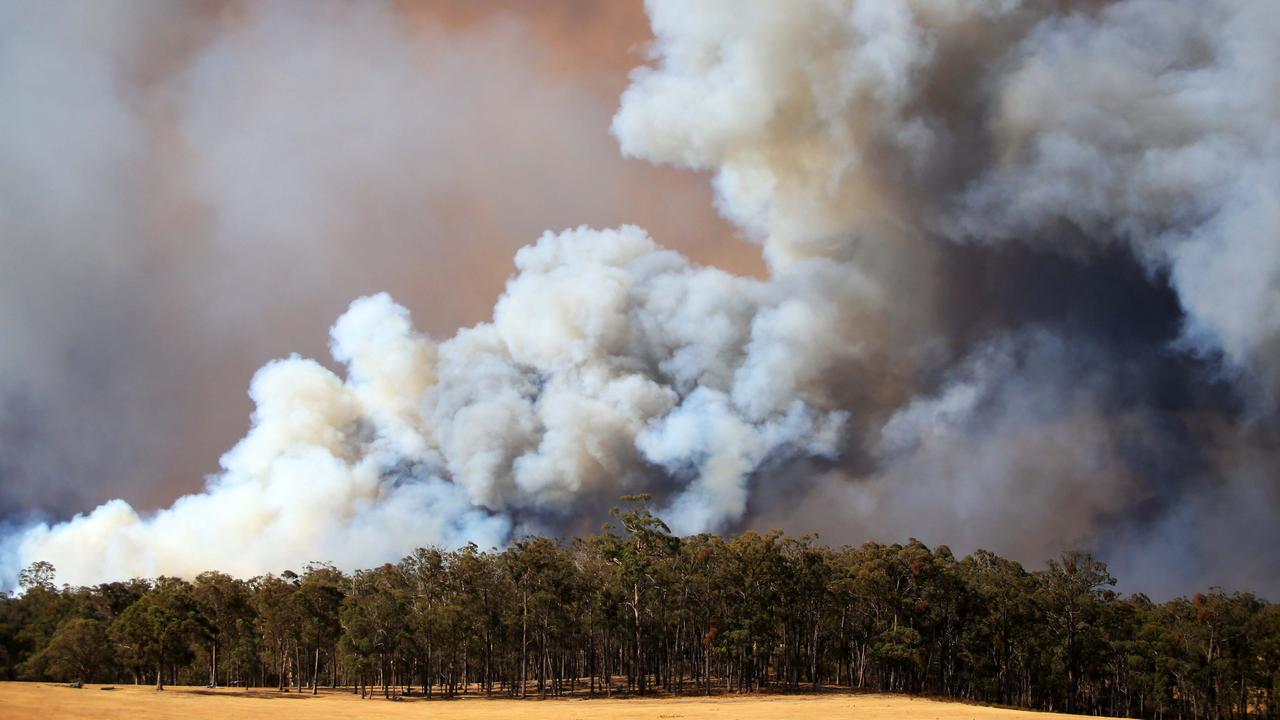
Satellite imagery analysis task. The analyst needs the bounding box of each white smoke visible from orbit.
[4,226,857,585]
[10,294,507,583]
[5,0,1279,595]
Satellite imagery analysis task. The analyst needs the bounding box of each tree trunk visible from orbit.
[633,582,644,694]
[521,587,528,699]
[812,620,820,690]
[705,635,712,696]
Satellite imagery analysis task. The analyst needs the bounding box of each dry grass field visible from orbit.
[0,682,1116,720]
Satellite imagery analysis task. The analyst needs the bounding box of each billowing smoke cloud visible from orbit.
[616,0,1280,388]
[0,1,741,526]
[6,226,858,582]
[13,292,509,580]
[612,0,1280,595]
[4,0,1279,598]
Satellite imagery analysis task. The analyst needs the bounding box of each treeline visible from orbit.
[2,501,1278,719]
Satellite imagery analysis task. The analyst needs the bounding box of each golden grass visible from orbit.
[0,681,1112,720]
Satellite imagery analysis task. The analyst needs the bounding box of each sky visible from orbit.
[1,0,1278,599]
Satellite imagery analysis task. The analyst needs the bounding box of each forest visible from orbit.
[2,500,1278,720]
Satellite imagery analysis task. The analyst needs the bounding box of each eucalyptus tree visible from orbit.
[192,571,254,688]
[600,494,679,694]
[108,577,203,690]
[297,564,346,693]
[340,563,408,698]
[21,617,110,682]
[1038,551,1116,713]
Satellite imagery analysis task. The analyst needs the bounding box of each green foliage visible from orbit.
[108,577,204,688]
[21,617,110,682]
[18,561,56,592]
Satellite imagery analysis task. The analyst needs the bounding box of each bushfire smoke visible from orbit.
[2,0,1278,598]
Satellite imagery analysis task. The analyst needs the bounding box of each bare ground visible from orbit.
[0,682,1120,720]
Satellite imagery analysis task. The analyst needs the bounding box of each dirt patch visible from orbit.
[187,689,312,700]
[0,681,1122,720]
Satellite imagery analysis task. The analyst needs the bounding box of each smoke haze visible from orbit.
[2,0,1278,599]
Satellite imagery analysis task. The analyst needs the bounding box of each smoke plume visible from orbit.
[0,0,740,527]
[3,0,1279,598]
